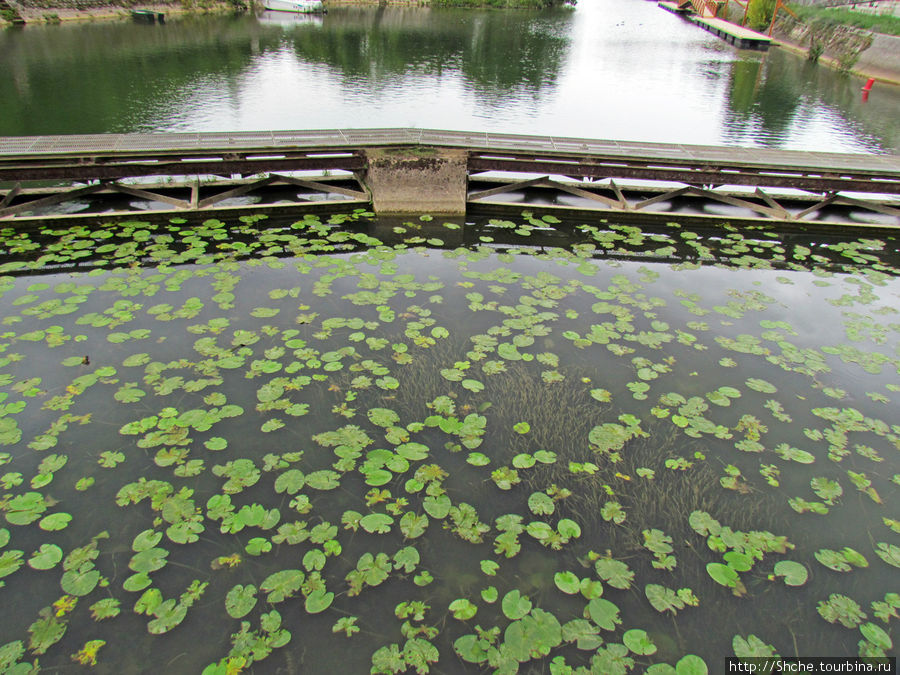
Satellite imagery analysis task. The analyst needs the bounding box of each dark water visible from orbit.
[0,211,898,672]
[1,1,899,152]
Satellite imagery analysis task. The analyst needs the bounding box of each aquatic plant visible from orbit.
[0,212,896,671]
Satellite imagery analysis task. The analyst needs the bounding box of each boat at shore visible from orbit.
[257,8,324,25]
[261,0,325,13]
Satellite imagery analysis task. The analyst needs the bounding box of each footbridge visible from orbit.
[1,128,898,228]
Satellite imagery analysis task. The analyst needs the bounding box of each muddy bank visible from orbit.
[2,0,239,24]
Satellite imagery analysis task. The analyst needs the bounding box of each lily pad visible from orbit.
[261,569,305,603]
[623,629,657,655]
[501,590,532,621]
[28,544,63,571]
[554,571,581,595]
[773,560,808,586]
[305,589,334,614]
[60,565,101,596]
[449,598,478,620]
[595,558,633,590]
[587,598,621,631]
[225,584,257,618]
[733,634,776,657]
[360,513,394,534]
[859,622,892,650]
[707,563,738,588]
[676,654,708,675]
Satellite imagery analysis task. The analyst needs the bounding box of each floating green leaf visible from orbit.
[449,598,477,620]
[733,634,777,657]
[501,590,532,621]
[554,571,581,595]
[305,589,334,614]
[60,565,101,596]
[773,560,808,586]
[595,558,633,590]
[28,544,63,571]
[706,563,738,588]
[225,584,257,619]
[587,598,621,631]
[623,629,656,655]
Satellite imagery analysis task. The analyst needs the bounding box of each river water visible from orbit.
[1,1,899,152]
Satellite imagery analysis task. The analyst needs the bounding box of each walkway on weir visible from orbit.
[1,128,898,227]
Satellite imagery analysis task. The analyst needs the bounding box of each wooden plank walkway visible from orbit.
[658,2,772,50]
[1,129,898,225]
[692,17,772,49]
[0,128,893,171]
[1,128,897,187]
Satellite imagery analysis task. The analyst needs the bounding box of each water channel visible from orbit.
[1,0,899,152]
[2,3,900,674]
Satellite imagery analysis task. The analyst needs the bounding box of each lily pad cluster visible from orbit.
[0,212,898,672]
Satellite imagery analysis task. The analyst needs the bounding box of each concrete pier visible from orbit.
[364,147,468,215]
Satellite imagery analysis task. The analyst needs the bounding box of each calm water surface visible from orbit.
[1,0,899,152]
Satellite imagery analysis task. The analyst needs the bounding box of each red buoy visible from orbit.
[862,78,875,92]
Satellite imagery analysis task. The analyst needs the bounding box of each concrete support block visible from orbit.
[363,147,467,215]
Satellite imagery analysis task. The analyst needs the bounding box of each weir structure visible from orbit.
[0,128,898,228]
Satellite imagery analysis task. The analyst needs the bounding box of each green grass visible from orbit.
[789,4,900,36]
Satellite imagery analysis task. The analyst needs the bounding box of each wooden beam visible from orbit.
[686,187,783,219]
[795,194,838,220]
[0,183,21,209]
[271,174,369,200]
[634,186,693,210]
[109,183,191,209]
[198,175,277,209]
[0,183,106,219]
[609,180,630,210]
[468,176,550,201]
[544,179,623,209]
[755,187,791,220]
[832,195,900,218]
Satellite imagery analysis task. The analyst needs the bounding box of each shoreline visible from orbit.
[3,0,566,25]
[3,0,899,87]
[2,1,240,24]
[772,36,900,86]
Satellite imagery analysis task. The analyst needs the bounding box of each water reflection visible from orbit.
[0,3,897,152]
[723,49,900,150]
[276,7,572,108]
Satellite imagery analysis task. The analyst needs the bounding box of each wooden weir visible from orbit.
[0,128,898,228]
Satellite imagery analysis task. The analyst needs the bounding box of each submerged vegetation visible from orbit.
[0,210,898,672]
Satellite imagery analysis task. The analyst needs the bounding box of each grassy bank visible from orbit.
[789,4,900,36]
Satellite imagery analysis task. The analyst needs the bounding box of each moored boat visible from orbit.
[261,0,325,13]
[131,9,165,22]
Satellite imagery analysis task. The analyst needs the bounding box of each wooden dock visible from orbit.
[659,2,772,50]
[1,128,898,226]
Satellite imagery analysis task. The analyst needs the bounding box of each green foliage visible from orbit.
[791,4,900,37]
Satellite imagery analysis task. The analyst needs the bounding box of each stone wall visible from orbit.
[852,31,900,80]
[773,13,873,68]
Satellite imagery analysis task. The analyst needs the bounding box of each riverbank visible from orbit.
[771,15,900,85]
[710,1,900,85]
[0,0,571,25]
[2,0,239,24]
